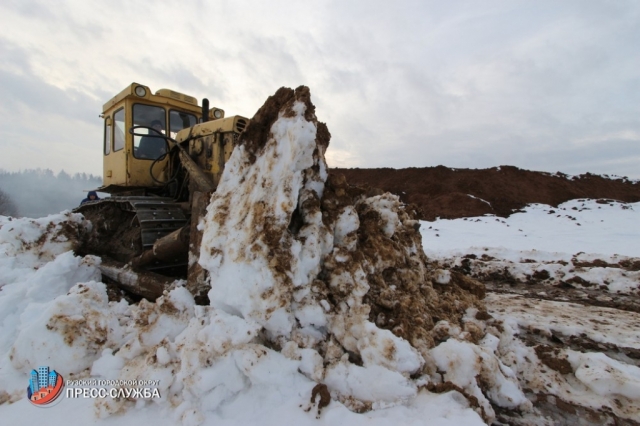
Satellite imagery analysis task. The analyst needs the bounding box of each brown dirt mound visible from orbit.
[319,173,486,357]
[331,166,640,220]
[199,85,487,389]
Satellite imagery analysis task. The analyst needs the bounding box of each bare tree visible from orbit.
[0,188,18,216]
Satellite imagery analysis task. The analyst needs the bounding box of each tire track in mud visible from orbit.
[437,253,640,314]
[485,281,640,314]
[485,291,640,425]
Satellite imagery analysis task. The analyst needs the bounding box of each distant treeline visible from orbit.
[0,169,102,218]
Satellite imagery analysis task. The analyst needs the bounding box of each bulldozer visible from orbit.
[76,83,249,303]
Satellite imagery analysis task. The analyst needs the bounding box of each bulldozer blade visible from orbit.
[96,256,176,301]
[132,225,190,268]
[187,190,211,304]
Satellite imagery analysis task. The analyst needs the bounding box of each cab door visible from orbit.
[128,103,169,187]
[102,107,128,186]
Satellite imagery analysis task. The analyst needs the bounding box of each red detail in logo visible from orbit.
[29,373,64,406]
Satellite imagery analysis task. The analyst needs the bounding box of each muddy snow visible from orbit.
[0,87,639,425]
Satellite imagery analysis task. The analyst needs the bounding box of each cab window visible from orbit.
[104,117,111,155]
[169,110,197,138]
[113,108,125,152]
[133,104,166,160]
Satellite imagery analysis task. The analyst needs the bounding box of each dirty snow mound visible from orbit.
[0,88,528,425]
[197,86,499,418]
[0,212,87,281]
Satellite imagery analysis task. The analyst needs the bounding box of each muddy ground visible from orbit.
[424,260,639,424]
[331,166,640,221]
[331,166,640,424]
[428,253,640,425]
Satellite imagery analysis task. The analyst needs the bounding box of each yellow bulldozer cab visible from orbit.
[100,83,225,193]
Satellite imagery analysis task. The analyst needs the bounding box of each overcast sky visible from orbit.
[0,0,638,178]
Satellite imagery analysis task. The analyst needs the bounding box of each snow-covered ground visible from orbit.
[0,200,637,425]
[422,199,640,258]
[0,94,638,425]
[423,200,640,295]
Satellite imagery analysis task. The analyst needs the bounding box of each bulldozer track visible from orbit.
[75,197,188,271]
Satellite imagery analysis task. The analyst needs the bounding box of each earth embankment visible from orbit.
[331,165,640,220]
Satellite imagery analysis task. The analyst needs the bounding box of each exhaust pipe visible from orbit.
[202,98,210,122]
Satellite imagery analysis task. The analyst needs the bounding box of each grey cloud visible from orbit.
[0,40,32,70]
[0,68,103,124]
[11,0,57,19]
[539,139,640,177]
[240,35,305,86]
[136,58,218,100]
[363,126,640,179]
[1,0,640,179]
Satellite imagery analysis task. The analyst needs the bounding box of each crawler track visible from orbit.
[75,196,188,272]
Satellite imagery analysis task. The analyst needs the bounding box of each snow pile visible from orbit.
[0,213,99,400]
[568,351,640,401]
[0,212,88,285]
[430,338,530,417]
[0,212,94,364]
[4,87,639,425]
[0,88,495,424]
[192,86,522,421]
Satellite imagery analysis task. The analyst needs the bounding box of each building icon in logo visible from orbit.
[27,366,64,406]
